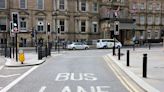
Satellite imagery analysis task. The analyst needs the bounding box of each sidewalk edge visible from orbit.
[107,54,160,92]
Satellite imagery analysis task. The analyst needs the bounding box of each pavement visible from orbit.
[106,47,164,92]
[1,46,164,91]
[0,52,46,67]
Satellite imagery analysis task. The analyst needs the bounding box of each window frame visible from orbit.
[37,0,44,10]
[81,20,86,32]
[19,0,27,9]
[0,0,6,9]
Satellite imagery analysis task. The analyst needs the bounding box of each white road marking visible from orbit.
[39,86,46,92]
[0,65,4,70]
[0,66,39,92]
[5,67,30,70]
[0,87,2,89]
[0,74,20,78]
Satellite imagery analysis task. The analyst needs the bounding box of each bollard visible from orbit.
[38,46,42,60]
[118,47,120,60]
[45,45,47,57]
[127,50,130,66]
[9,47,11,58]
[143,54,147,78]
[112,46,115,56]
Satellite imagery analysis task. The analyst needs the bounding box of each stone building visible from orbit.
[99,0,135,45]
[129,0,164,44]
[0,0,100,47]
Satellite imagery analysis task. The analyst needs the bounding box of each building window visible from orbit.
[156,3,161,10]
[148,3,153,10]
[93,3,98,12]
[0,17,6,31]
[132,3,137,10]
[81,0,86,11]
[20,17,27,32]
[81,21,86,32]
[147,30,151,39]
[162,17,164,25]
[140,15,145,25]
[155,16,160,25]
[140,3,145,10]
[37,0,44,10]
[60,20,65,32]
[154,31,159,39]
[147,16,153,25]
[92,22,98,33]
[59,0,64,10]
[19,0,27,9]
[37,18,44,32]
[0,0,6,9]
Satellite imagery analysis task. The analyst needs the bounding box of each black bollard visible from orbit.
[9,47,11,58]
[143,54,147,78]
[5,46,7,57]
[45,45,47,57]
[112,46,115,56]
[118,47,120,60]
[127,50,130,66]
[38,46,42,60]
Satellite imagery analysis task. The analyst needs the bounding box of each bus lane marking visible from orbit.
[39,86,46,92]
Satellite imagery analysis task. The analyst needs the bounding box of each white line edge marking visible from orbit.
[103,56,135,92]
[39,86,47,92]
[0,66,39,92]
[0,74,20,78]
[0,66,4,70]
[5,67,30,70]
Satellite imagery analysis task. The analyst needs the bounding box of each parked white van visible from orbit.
[96,39,122,49]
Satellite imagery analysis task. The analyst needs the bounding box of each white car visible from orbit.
[96,39,122,49]
[67,42,89,50]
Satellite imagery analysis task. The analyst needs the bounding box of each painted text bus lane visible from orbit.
[54,73,111,92]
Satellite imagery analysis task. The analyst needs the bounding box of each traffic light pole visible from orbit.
[15,33,18,62]
[114,35,116,55]
[12,37,14,58]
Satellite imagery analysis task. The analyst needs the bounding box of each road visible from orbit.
[1,49,130,92]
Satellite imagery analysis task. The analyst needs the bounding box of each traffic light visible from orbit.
[114,21,119,35]
[47,23,50,32]
[57,26,60,34]
[12,12,19,28]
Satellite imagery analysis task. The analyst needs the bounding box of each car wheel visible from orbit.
[72,47,76,50]
[103,45,107,49]
[117,45,120,48]
[85,47,89,50]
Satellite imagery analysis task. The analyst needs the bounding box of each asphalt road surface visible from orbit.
[2,49,130,92]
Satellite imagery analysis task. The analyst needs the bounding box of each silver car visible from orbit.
[66,42,89,50]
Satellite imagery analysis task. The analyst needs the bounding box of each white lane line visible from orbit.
[0,66,39,92]
[0,87,2,89]
[39,86,46,92]
[0,74,20,78]
[0,65,4,70]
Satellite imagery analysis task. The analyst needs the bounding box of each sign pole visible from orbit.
[16,33,18,62]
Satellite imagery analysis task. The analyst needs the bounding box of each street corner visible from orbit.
[4,58,46,67]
